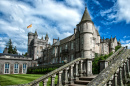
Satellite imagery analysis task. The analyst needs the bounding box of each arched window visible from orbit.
[14,63,19,74]
[23,63,27,73]
[5,63,10,74]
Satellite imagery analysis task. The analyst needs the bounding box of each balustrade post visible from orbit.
[43,79,48,86]
[86,59,93,76]
[99,60,108,72]
[51,74,56,86]
[57,71,63,86]
[79,60,83,77]
[35,83,39,86]
[69,64,74,84]
[123,62,127,83]
[119,67,124,86]
[127,57,130,77]
[114,73,118,86]
[74,61,79,80]
[107,80,112,86]
[63,67,69,86]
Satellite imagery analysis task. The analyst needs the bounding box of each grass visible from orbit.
[0,74,58,86]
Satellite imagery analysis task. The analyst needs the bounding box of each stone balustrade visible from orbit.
[100,47,125,72]
[20,58,92,86]
[87,49,130,86]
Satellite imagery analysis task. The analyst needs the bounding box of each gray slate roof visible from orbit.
[81,7,92,22]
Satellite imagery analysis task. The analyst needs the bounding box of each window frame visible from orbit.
[22,63,27,74]
[4,63,10,74]
[14,63,19,74]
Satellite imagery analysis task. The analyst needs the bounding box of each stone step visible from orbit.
[74,80,90,85]
[79,77,94,81]
[69,84,87,86]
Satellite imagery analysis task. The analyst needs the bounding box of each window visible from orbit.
[60,47,62,53]
[53,48,55,54]
[71,55,73,61]
[23,64,27,73]
[65,44,68,49]
[5,63,9,74]
[40,46,43,50]
[14,63,19,74]
[81,37,83,45]
[71,42,73,49]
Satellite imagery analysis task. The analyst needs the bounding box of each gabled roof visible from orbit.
[81,7,92,22]
[60,34,75,45]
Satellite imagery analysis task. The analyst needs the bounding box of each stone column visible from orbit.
[99,60,108,72]
[107,80,112,86]
[86,59,93,76]
[74,61,79,80]
[63,67,69,86]
[69,64,74,84]
[119,67,124,86]
[34,83,39,86]
[79,60,83,77]
[57,71,63,86]
[51,74,56,86]
[43,79,48,86]
[127,57,130,77]
[123,62,127,83]
[114,73,118,86]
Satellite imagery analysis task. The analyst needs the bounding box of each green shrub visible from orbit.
[115,46,121,52]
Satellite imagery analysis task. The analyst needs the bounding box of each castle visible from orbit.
[27,7,121,65]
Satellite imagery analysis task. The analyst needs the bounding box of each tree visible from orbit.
[5,39,18,54]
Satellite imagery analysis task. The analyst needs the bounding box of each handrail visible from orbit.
[106,47,124,62]
[25,58,87,86]
[87,49,130,86]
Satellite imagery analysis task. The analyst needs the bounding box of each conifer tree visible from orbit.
[5,39,18,54]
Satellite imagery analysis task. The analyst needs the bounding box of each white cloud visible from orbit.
[100,0,130,24]
[0,0,84,54]
[121,39,130,49]
[92,0,101,5]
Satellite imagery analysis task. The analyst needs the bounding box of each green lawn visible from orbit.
[0,74,58,86]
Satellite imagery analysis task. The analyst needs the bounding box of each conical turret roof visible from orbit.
[81,7,92,22]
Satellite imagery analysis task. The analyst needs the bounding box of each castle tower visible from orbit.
[28,32,34,57]
[45,33,49,44]
[79,7,94,59]
[33,30,38,60]
[110,36,115,52]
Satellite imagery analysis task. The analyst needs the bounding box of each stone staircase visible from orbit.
[12,46,130,86]
[69,75,97,86]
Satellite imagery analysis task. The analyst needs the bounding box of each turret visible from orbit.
[45,33,49,43]
[110,36,115,52]
[33,30,38,60]
[28,32,34,57]
[79,7,94,59]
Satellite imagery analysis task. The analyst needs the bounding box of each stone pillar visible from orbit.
[74,61,79,80]
[114,73,118,86]
[57,71,63,86]
[99,60,108,72]
[79,60,83,77]
[119,67,124,86]
[86,59,93,76]
[107,80,112,86]
[63,67,69,86]
[126,59,130,77]
[69,64,74,84]
[123,62,127,83]
[43,79,48,86]
[51,74,56,86]
[34,83,39,86]
[127,57,130,77]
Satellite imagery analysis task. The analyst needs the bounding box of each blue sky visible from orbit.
[0,0,130,54]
